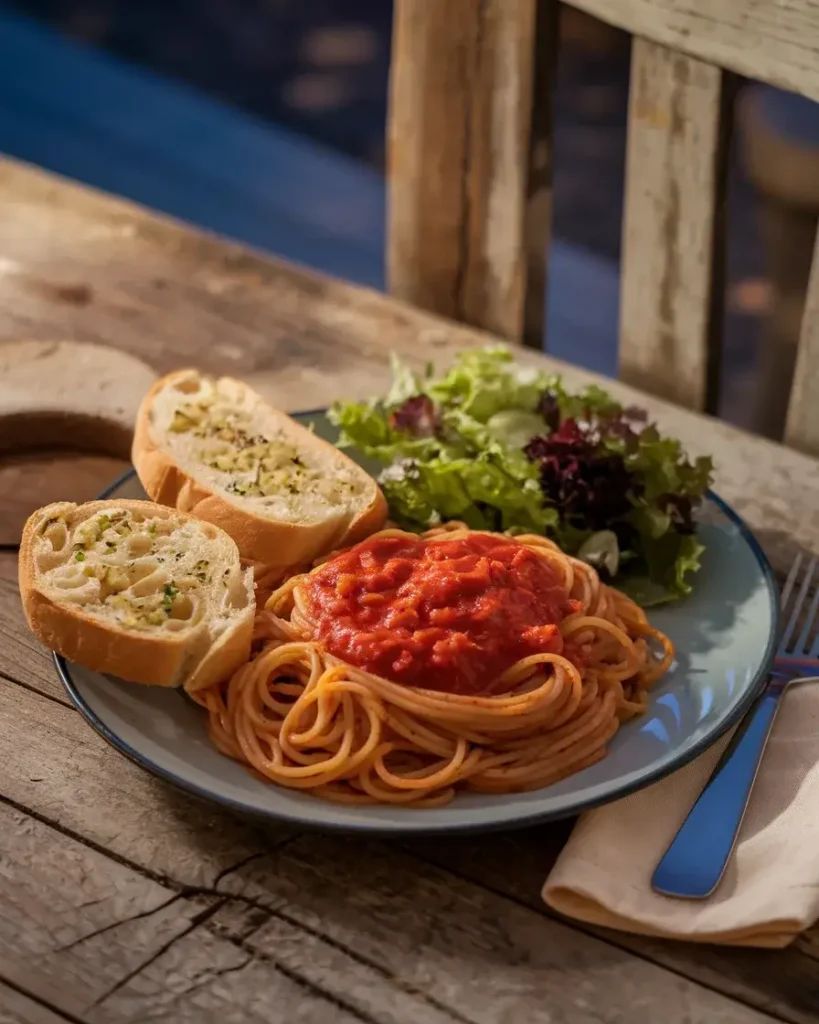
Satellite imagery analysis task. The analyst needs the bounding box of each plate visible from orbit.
[56,410,779,834]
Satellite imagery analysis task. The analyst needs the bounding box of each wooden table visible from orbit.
[1,156,819,1024]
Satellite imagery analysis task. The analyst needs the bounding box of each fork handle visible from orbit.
[651,689,782,899]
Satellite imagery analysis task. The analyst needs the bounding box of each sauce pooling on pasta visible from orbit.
[302,532,579,695]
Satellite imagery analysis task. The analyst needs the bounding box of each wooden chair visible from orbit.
[386,0,819,455]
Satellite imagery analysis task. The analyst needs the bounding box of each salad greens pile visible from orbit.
[329,347,713,606]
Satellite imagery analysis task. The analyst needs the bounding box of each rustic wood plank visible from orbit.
[0,799,217,1020]
[0,982,74,1024]
[0,552,72,705]
[463,0,559,349]
[0,790,464,1024]
[88,906,369,1024]
[408,831,819,1024]
[387,0,558,346]
[565,0,819,104]
[387,0,474,323]
[212,836,778,1024]
[92,901,460,1024]
[785,228,819,456]
[619,38,732,411]
[0,680,281,887]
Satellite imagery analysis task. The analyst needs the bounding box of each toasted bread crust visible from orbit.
[19,499,254,689]
[131,371,387,577]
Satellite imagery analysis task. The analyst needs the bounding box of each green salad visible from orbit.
[329,347,713,606]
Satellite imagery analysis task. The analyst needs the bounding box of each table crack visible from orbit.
[54,892,183,952]
[0,976,85,1024]
[196,893,475,1024]
[89,898,226,1010]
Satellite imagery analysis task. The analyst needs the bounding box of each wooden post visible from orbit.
[387,0,559,348]
[618,38,734,411]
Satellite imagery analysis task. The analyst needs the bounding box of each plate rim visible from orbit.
[55,422,780,835]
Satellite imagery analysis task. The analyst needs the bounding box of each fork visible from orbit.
[652,553,819,899]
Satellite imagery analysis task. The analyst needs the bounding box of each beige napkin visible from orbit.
[543,684,819,947]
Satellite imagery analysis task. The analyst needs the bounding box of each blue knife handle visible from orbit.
[651,690,782,899]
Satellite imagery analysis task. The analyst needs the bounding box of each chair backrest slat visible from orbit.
[387,0,558,347]
[619,38,732,412]
[567,0,819,104]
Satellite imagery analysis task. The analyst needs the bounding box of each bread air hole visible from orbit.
[42,522,68,553]
[52,570,91,590]
[127,563,165,597]
[169,593,194,621]
[127,532,153,557]
[174,378,201,395]
[224,577,250,610]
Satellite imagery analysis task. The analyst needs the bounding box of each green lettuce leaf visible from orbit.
[329,346,713,606]
[426,346,552,421]
[618,533,706,606]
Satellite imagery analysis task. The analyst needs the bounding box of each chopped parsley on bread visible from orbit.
[19,499,255,690]
[132,370,387,578]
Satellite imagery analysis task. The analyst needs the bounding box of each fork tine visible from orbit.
[780,553,802,612]
[780,556,816,653]
[796,571,819,655]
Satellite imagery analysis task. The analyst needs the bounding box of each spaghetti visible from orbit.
[192,524,674,806]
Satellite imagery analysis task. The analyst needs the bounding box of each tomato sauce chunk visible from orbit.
[302,532,578,695]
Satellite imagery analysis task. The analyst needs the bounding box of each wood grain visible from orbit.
[93,901,459,1024]
[409,831,819,1024]
[387,0,557,347]
[0,681,279,887]
[88,906,367,1024]
[0,982,74,1024]
[0,552,73,704]
[0,339,156,459]
[785,226,819,456]
[0,799,216,1019]
[564,0,819,105]
[619,39,732,411]
[213,836,777,1024]
[0,801,462,1024]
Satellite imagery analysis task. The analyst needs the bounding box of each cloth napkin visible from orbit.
[543,684,819,947]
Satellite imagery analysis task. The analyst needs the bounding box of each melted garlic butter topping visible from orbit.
[37,508,229,632]
[165,382,366,515]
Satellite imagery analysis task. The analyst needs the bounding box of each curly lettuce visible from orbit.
[330,347,713,605]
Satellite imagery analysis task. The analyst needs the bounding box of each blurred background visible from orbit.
[1,1,814,436]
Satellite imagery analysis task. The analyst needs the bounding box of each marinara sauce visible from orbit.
[302,532,579,696]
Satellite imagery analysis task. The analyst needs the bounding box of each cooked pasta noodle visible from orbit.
[192,524,674,806]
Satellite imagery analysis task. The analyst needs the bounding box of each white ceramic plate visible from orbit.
[56,411,779,834]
